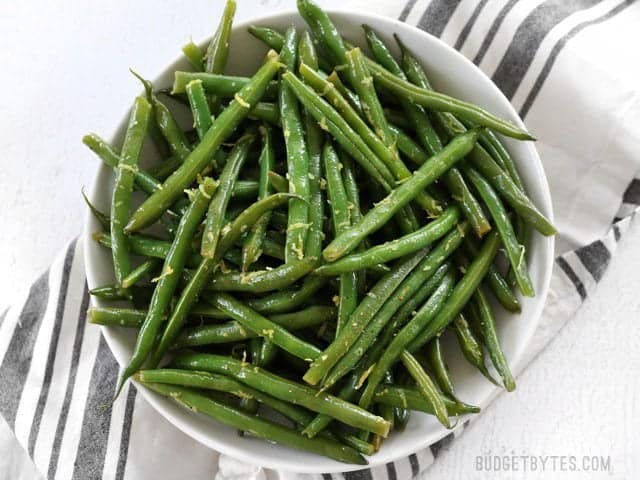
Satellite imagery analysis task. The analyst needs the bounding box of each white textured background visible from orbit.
[0,1,638,479]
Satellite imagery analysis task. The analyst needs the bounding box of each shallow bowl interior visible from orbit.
[83,9,554,474]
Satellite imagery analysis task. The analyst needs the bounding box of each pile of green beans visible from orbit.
[84,0,554,464]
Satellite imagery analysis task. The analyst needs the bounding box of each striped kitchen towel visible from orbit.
[1,0,640,479]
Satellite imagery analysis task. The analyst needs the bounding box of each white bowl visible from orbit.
[84,9,554,474]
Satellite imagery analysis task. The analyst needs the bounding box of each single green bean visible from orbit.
[400,351,450,428]
[242,125,275,270]
[472,288,516,391]
[82,187,109,230]
[345,47,394,150]
[323,129,480,262]
[127,53,281,232]
[374,386,480,416]
[243,275,328,314]
[132,71,192,161]
[280,27,311,262]
[173,305,336,348]
[315,206,460,276]
[172,353,391,437]
[172,71,279,98]
[204,0,235,74]
[208,258,316,293]
[182,40,204,70]
[110,96,151,288]
[122,258,160,289]
[185,80,213,140]
[426,336,457,402]
[209,293,321,361]
[139,380,365,464]
[323,142,357,335]
[248,25,285,51]
[201,132,255,258]
[463,165,534,296]
[248,102,280,124]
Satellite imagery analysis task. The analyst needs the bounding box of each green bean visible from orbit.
[400,351,450,428]
[298,64,442,217]
[147,155,183,181]
[87,304,231,327]
[88,306,145,327]
[242,126,275,270]
[471,288,516,391]
[409,231,501,355]
[345,47,394,150]
[365,59,533,140]
[185,80,213,140]
[323,142,357,335]
[248,25,285,51]
[209,258,316,293]
[323,129,480,262]
[230,180,259,201]
[117,177,217,393]
[182,40,204,70]
[110,96,151,289]
[369,37,489,237]
[94,231,199,266]
[122,258,160,289]
[172,353,391,436]
[137,369,312,428]
[201,132,255,258]
[209,293,321,361]
[279,27,311,262]
[281,71,394,190]
[364,25,442,164]
[463,165,534,296]
[153,193,297,366]
[315,206,460,276]
[139,380,365,464]
[374,386,480,416]
[126,53,281,232]
[452,313,498,385]
[463,237,521,313]
[303,251,426,386]
[426,336,457,402]
[132,71,192,161]
[243,275,328,314]
[84,134,191,220]
[82,187,109,230]
[358,270,456,409]
[248,101,280,124]
[326,71,364,117]
[204,0,235,74]
[89,284,131,301]
[174,305,335,348]
[408,75,553,237]
[172,71,279,99]
[322,246,456,389]
[267,171,288,193]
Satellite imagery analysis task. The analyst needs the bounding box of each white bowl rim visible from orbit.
[83,7,555,474]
